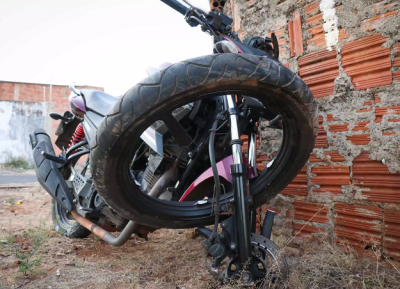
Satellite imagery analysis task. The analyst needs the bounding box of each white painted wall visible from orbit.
[0,101,48,163]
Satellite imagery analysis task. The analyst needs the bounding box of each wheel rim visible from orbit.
[91,72,314,228]
[54,201,76,231]
[108,87,311,222]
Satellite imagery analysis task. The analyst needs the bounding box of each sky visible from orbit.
[0,0,212,96]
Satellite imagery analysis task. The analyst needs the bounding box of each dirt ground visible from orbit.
[1,186,400,289]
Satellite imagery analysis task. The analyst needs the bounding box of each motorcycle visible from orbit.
[29,0,318,285]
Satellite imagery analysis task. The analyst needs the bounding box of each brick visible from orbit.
[375,105,400,122]
[384,3,397,10]
[294,223,327,237]
[394,43,400,54]
[307,26,348,48]
[261,207,281,216]
[357,108,373,113]
[306,13,323,25]
[282,166,308,196]
[325,151,346,162]
[394,57,400,67]
[315,116,328,148]
[298,49,339,98]
[0,82,15,100]
[288,20,295,57]
[327,113,337,122]
[256,154,271,171]
[347,134,371,145]
[309,153,323,162]
[341,34,392,90]
[362,10,398,31]
[293,10,304,55]
[382,132,396,136]
[328,123,349,132]
[353,152,400,203]
[311,165,350,194]
[334,203,382,253]
[294,201,329,223]
[305,1,320,15]
[268,29,285,38]
[384,209,400,260]
[395,71,400,82]
[353,121,370,131]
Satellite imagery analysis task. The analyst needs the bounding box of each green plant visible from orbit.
[2,152,33,170]
[0,220,15,245]
[7,195,16,206]
[0,220,49,276]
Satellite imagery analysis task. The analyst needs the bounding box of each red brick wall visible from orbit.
[219,0,400,259]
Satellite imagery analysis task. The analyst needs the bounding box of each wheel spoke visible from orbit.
[162,113,193,147]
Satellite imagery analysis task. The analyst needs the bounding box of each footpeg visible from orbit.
[41,151,66,164]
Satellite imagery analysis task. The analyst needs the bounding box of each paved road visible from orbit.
[0,175,38,185]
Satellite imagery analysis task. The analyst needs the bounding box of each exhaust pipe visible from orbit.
[72,161,179,246]
[30,129,179,246]
[71,210,138,247]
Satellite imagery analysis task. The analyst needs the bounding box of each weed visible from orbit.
[7,195,16,206]
[2,153,33,170]
[0,220,15,245]
[0,220,50,276]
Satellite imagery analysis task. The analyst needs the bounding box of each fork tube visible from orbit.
[225,95,252,272]
[248,133,258,177]
[226,96,243,164]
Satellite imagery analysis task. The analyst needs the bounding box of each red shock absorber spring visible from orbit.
[68,124,85,148]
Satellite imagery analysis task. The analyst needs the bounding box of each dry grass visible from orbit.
[0,188,399,288]
[286,236,400,289]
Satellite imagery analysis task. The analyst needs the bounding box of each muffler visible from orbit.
[29,129,74,212]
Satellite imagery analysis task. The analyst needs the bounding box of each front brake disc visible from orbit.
[219,233,289,288]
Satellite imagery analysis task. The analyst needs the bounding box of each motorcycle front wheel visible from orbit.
[90,53,318,229]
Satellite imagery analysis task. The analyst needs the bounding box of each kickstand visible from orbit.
[261,209,275,239]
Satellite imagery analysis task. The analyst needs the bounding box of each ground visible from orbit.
[0,185,399,289]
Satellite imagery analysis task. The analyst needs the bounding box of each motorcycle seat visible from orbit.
[80,89,119,116]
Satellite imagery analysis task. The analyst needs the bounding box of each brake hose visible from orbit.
[208,119,221,242]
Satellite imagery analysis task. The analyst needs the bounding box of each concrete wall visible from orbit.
[0,81,103,161]
[215,0,400,259]
[0,101,47,163]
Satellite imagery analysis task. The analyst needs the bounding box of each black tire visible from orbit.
[51,199,92,238]
[91,53,318,229]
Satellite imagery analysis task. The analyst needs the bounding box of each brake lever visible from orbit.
[271,33,279,59]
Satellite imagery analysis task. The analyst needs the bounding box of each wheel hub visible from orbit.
[216,233,288,287]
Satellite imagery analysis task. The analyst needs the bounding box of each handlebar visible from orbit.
[160,0,234,37]
[160,0,189,16]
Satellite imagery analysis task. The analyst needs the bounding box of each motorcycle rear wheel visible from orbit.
[51,199,91,238]
[90,53,318,229]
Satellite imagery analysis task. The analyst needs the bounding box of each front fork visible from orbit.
[225,95,253,278]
